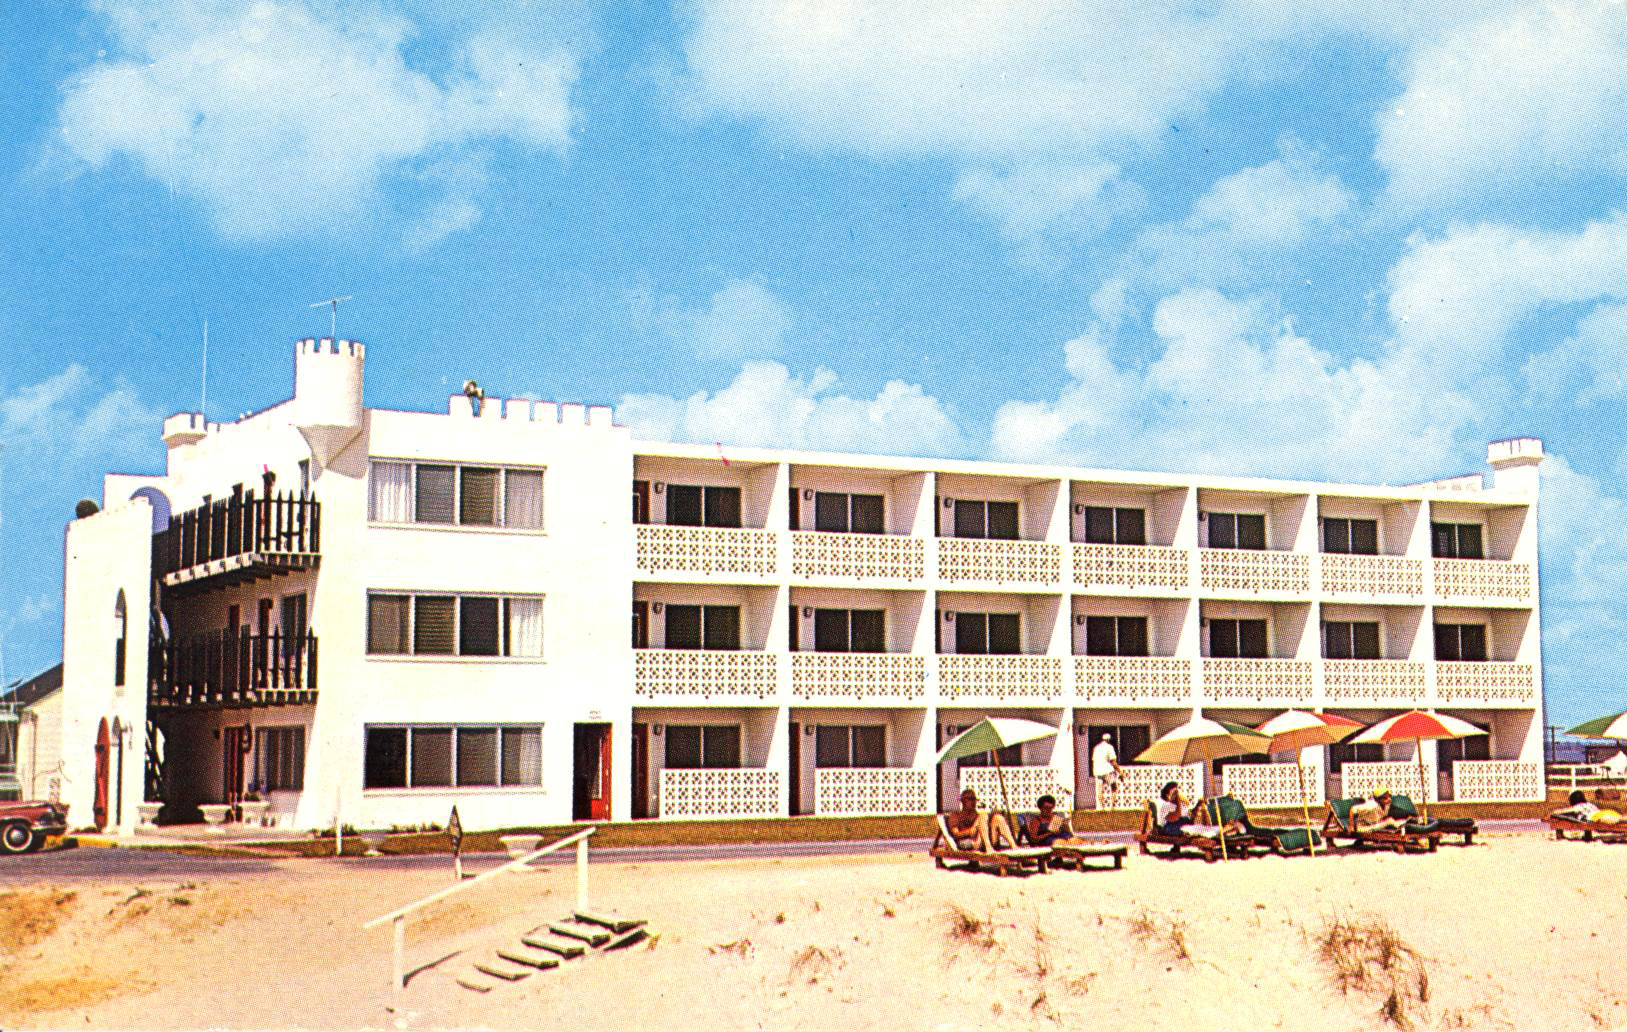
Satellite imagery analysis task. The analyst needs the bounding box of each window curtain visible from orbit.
[504,470,544,529]
[502,727,544,785]
[369,462,413,522]
[505,597,545,657]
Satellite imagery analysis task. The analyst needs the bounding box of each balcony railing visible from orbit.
[790,653,927,702]
[791,531,924,580]
[1432,558,1535,603]
[814,768,931,816]
[935,538,1061,586]
[1318,554,1425,599]
[633,650,779,701]
[659,768,780,818]
[1222,761,1323,807]
[1072,543,1191,592]
[958,765,1071,808]
[153,491,320,579]
[636,525,778,578]
[1074,656,1192,704]
[1199,549,1311,595]
[1434,661,1538,706]
[149,629,318,709]
[1201,658,1314,704]
[1321,660,1427,707]
[936,655,1064,701]
[1450,760,1542,802]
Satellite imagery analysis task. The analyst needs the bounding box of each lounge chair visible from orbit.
[1323,798,1440,854]
[1543,812,1627,843]
[1135,801,1259,862]
[1388,795,1477,846]
[1012,813,1127,871]
[1198,795,1324,857]
[930,815,1052,876]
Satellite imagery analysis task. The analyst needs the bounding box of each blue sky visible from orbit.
[3,1,1627,726]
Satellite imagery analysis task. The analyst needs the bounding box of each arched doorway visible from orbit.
[94,718,111,831]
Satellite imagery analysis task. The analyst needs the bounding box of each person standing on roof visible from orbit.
[1091,731,1123,810]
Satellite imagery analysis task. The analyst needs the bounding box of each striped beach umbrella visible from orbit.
[1137,717,1273,859]
[935,717,1059,818]
[1351,710,1486,819]
[1254,710,1365,855]
[1566,712,1627,740]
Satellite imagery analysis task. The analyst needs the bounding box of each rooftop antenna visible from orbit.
[200,319,208,419]
[309,295,353,340]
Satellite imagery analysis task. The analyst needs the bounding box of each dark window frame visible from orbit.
[1322,517,1379,555]
[364,724,544,789]
[1205,512,1267,550]
[1082,506,1147,546]
[1083,615,1150,657]
[1209,618,1269,658]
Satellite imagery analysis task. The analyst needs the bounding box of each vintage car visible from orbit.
[0,799,69,854]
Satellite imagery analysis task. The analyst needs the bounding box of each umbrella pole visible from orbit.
[1298,754,1316,856]
[1417,738,1429,822]
[993,752,1013,847]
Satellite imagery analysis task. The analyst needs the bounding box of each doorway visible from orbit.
[631,723,651,819]
[788,721,802,815]
[223,725,249,815]
[573,724,613,821]
[93,718,111,831]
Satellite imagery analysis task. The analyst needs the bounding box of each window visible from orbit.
[1431,522,1484,559]
[113,590,127,688]
[814,725,886,768]
[632,601,649,649]
[367,593,544,657]
[255,727,305,791]
[633,480,650,524]
[664,484,741,528]
[364,725,542,788]
[1084,616,1149,657]
[1083,506,1146,545]
[1323,517,1378,555]
[663,725,741,769]
[1435,623,1488,661]
[812,609,886,653]
[950,499,1019,540]
[1438,734,1491,767]
[1206,512,1266,550]
[1209,618,1268,658]
[813,492,885,534]
[662,605,741,650]
[1323,621,1381,659]
[368,460,543,529]
[1086,724,1152,766]
[1328,740,1384,774]
[951,612,1021,655]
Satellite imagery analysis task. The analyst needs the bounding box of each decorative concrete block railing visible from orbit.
[1431,558,1534,603]
[1434,662,1538,706]
[1072,543,1190,592]
[1321,660,1428,707]
[634,650,780,702]
[1318,554,1425,599]
[1201,658,1314,704]
[1074,656,1192,704]
[936,655,1064,701]
[1199,549,1312,595]
[1339,761,1430,802]
[790,653,927,702]
[1451,760,1543,802]
[659,768,781,818]
[814,768,932,816]
[935,538,1062,586]
[959,765,1071,810]
[636,525,778,578]
[1223,762,1324,807]
[1114,764,1203,809]
[790,531,925,581]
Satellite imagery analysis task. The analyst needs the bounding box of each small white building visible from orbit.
[57,338,1549,833]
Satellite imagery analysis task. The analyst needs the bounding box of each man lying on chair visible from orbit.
[1349,788,1411,833]
[942,789,1018,851]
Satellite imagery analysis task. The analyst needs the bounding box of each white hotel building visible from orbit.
[57,338,1548,834]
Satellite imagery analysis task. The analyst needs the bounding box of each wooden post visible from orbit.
[576,837,589,911]
[393,916,405,993]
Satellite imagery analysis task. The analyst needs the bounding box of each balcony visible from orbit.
[1199,549,1311,596]
[153,491,319,592]
[790,531,924,581]
[936,655,1064,702]
[1321,660,1427,707]
[1072,543,1191,593]
[634,650,780,702]
[1075,656,1192,705]
[1432,559,1535,604]
[790,653,927,703]
[149,629,318,710]
[659,768,780,818]
[1201,658,1313,705]
[1318,554,1425,599]
[935,538,1061,587]
[635,524,778,579]
[1434,661,1538,707]
[813,768,931,816]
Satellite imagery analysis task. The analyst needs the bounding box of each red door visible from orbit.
[573,724,612,821]
[594,726,613,821]
[93,718,111,831]
[223,725,248,815]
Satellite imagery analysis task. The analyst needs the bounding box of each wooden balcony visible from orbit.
[148,629,318,710]
[153,491,319,593]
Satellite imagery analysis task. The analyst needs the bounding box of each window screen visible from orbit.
[704,486,742,528]
[415,465,456,524]
[459,467,499,526]
[368,595,410,655]
[364,728,408,788]
[456,728,498,786]
[412,596,456,655]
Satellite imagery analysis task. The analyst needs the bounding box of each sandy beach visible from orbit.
[2,833,1623,1031]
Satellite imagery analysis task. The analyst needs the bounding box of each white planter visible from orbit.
[359,831,389,856]
[499,834,543,860]
[136,802,163,827]
[198,804,232,832]
[237,801,270,826]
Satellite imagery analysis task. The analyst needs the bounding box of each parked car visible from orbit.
[0,800,69,854]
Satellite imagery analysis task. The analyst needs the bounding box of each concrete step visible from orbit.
[574,911,647,934]
[522,932,587,958]
[603,927,651,952]
[455,978,494,993]
[473,961,532,982]
[548,920,610,947]
[498,947,560,970]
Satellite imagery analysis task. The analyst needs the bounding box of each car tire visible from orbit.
[1,820,38,855]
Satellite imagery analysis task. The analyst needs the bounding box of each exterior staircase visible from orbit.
[455,911,649,993]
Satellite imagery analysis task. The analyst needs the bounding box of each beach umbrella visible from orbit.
[1567,712,1627,740]
[1350,710,1486,820]
[935,717,1059,819]
[1254,710,1365,856]
[1136,716,1273,859]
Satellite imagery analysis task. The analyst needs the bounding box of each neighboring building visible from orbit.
[1,664,64,802]
[57,338,1548,833]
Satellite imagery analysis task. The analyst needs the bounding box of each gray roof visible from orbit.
[3,663,62,708]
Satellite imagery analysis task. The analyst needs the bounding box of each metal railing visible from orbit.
[153,490,320,577]
[149,629,318,708]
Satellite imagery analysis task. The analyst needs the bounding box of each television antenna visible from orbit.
[309,295,353,340]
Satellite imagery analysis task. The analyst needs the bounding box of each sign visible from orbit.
[448,805,464,857]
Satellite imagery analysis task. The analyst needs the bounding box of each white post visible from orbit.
[454,853,463,882]
[392,916,405,993]
[576,837,588,911]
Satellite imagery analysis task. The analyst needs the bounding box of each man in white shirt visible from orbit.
[1091,732,1123,809]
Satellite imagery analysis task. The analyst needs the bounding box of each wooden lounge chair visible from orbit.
[1199,795,1324,857]
[1388,795,1476,846]
[1135,801,1259,862]
[1323,798,1440,854]
[930,815,1052,876]
[1012,813,1127,871]
[1543,812,1627,842]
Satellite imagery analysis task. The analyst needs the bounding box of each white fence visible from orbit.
[1222,762,1323,807]
[1339,761,1430,802]
[813,768,931,816]
[958,766,1071,810]
[1112,764,1203,810]
[1451,760,1543,802]
[659,768,781,818]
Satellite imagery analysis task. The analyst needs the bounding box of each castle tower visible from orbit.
[293,337,365,468]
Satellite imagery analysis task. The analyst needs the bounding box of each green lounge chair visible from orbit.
[1136,800,1259,862]
[1388,795,1477,846]
[1323,798,1439,854]
[1199,795,1324,857]
[931,815,1052,876]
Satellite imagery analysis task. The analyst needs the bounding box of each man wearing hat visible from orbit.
[1350,787,1410,832]
[1091,730,1123,810]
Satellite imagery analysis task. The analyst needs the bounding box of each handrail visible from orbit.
[362,826,595,930]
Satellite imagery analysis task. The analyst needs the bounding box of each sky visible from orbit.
[2,0,1626,727]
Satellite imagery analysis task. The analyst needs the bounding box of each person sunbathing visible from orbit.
[1020,794,1076,845]
[1551,790,1625,824]
[1350,788,1412,832]
[1153,781,1196,835]
[941,789,1017,850]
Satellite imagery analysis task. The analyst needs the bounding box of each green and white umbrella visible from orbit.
[1567,712,1627,740]
[936,717,1059,817]
[1136,716,1273,860]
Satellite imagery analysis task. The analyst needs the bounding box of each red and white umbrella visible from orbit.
[1350,710,1487,818]
[1254,710,1365,854]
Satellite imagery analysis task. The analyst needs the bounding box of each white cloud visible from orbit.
[1376,1,1627,208]
[620,361,961,457]
[952,162,1142,251]
[1523,303,1627,406]
[2,364,163,464]
[631,277,793,362]
[56,0,579,241]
